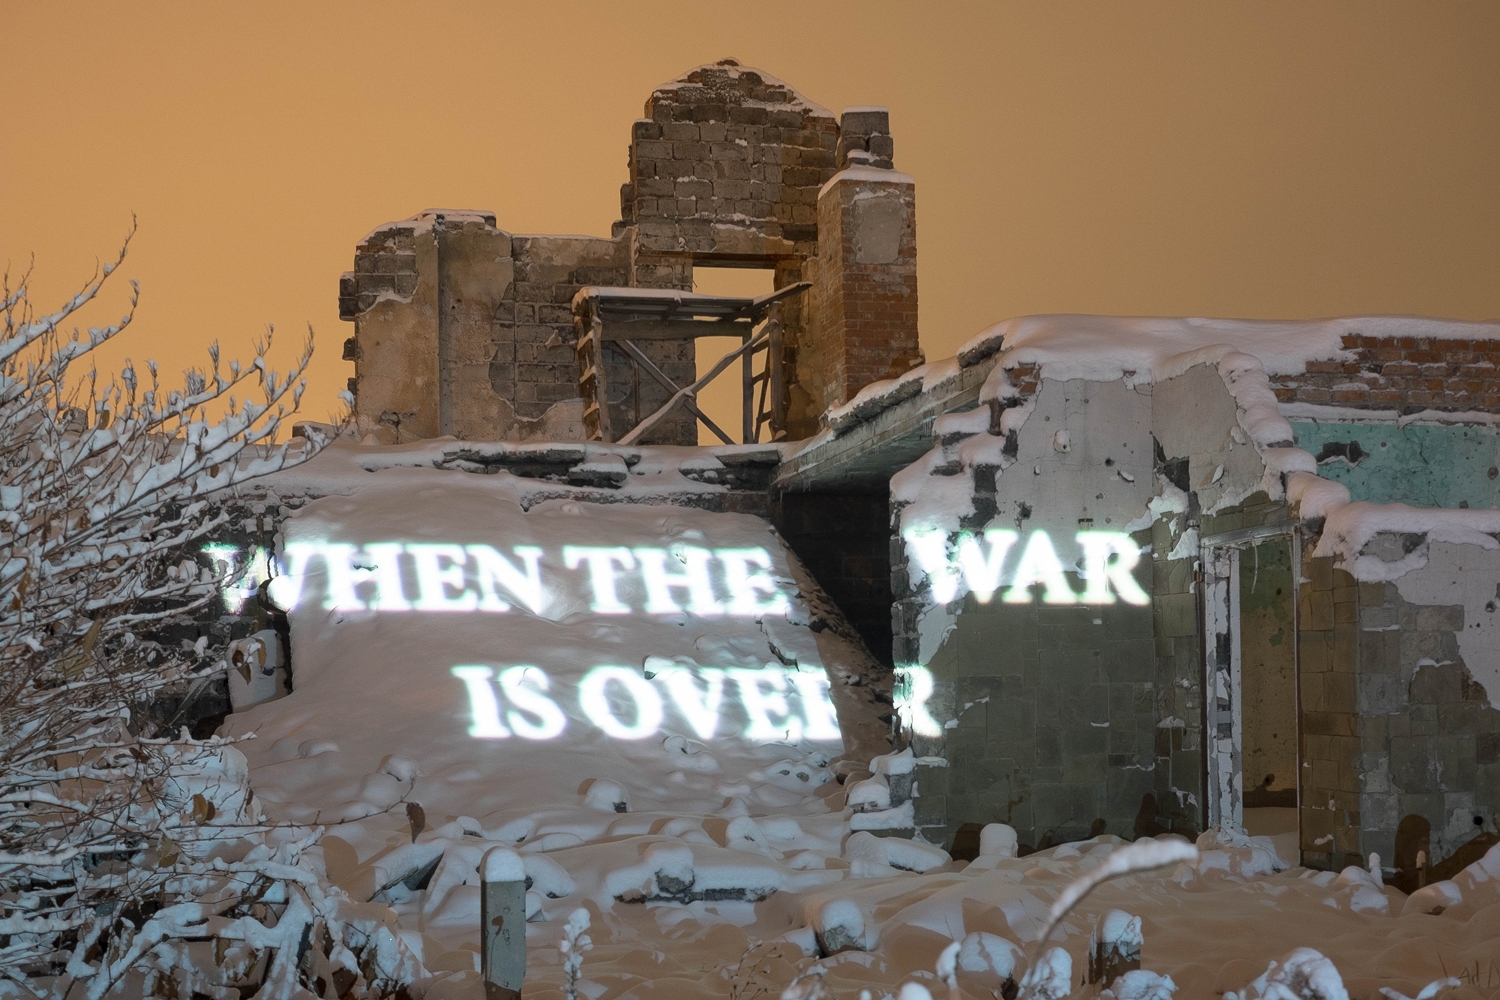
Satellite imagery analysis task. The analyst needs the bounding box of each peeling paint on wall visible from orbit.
[1290,420,1500,509]
[1389,542,1500,711]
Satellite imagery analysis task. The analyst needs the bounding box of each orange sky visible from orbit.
[4,2,1499,432]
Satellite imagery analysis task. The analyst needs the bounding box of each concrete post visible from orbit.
[434,214,454,438]
[481,847,526,1000]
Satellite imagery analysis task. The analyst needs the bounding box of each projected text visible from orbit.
[451,663,842,743]
[245,543,792,618]
[904,528,1149,606]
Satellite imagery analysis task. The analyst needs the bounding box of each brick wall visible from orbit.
[1337,571,1500,887]
[1271,335,1500,412]
[496,237,692,442]
[806,172,922,414]
[341,223,422,319]
[623,60,838,266]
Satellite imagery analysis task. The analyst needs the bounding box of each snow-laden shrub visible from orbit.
[1017,947,1072,1000]
[978,822,1018,859]
[561,906,593,1000]
[0,236,422,997]
[1224,947,1349,1000]
[813,898,865,955]
[1101,970,1177,999]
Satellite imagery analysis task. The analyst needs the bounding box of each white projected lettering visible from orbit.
[580,666,664,739]
[895,665,942,738]
[729,667,802,742]
[204,543,272,613]
[497,666,567,740]
[635,546,722,615]
[903,528,1150,607]
[659,667,725,739]
[253,542,793,617]
[452,663,842,744]
[563,546,635,615]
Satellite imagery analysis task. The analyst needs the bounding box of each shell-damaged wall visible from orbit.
[886,329,1500,871]
[341,212,688,446]
[1299,534,1500,882]
[889,361,1279,852]
[339,60,922,446]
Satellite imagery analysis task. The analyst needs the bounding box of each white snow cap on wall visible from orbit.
[960,314,1500,383]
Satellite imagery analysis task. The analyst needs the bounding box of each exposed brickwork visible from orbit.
[343,221,428,318]
[491,235,690,439]
[341,62,923,447]
[1344,574,1500,887]
[806,174,922,413]
[835,108,894,171]
[1271,334,1500,412]
[623,60,838,264]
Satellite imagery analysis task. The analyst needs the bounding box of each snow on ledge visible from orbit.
[1281,401,1500,428]
[1312,501,1500,581]
[824,359,961,436]
[818,166,915,199]
[957,314,1500,385]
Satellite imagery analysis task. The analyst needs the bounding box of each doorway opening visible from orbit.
[692,266,775,444]
[1202,526,1300,861]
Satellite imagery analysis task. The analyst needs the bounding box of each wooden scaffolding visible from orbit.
[570,282,810,445]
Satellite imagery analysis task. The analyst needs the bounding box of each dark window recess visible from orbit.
[774,491,894,667]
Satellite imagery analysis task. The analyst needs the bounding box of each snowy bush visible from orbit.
[560,906,593,1000]
[0,236,421,997]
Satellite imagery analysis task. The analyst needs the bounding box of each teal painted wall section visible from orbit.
[1289,420,1500,509]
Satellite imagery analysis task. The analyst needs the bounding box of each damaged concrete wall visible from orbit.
[341,61,924,446]
[343,215,692,445]
[893,378,1164,851]
[889,358,1301,852]
[1289,418,1500,509]
[1343,541,1500,885]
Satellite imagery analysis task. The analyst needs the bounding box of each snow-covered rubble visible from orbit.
[210,426,1500,999]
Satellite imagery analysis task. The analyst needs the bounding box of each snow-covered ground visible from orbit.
[223,455,1500,999]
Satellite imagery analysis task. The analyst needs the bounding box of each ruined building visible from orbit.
[337,60,921,446]
[202,62,1500,883]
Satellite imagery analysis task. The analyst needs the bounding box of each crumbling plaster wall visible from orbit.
[1292,539,1500,881]
[891,359,1290,851]
[1154,364,1269,514]
[895,378,1163,850]
[345,216,693,445]
[1289,419,1500,510]
[344,215,444,441]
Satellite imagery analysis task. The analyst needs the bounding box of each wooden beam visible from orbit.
[598,317,754,341]
[617,328,769,446]
[614,340,734,446]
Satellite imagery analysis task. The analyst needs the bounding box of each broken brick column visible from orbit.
[805,164,922,419]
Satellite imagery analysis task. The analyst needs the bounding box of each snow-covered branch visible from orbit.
[0,237,421,998]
